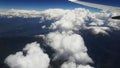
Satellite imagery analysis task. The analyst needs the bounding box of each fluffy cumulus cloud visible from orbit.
[45,9,94,68]
[50,8,89,31]
[46,31,93,64]
[4,42,50,68]
[2,8,120,68]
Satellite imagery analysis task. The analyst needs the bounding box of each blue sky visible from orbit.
[0,0,119,11]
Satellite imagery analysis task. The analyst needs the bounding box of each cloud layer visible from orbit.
[0,8,120,34]
[2,8,120,68]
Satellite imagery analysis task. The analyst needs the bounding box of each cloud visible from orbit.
[49,8,120,35]
[50,8,89,31]
[2,8,120,68]
[69,0,78,2]
[0,9,68,20]
[45,31,93,67]
[45,31,93,64]
[0,9,41,18]
[61,62,94,68]
[4,42,50,68]
[42,9,69,20]
[43,8,120,68]
[0,8,119,34]
[86,27,110,35]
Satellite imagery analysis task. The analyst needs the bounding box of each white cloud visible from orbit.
[49,8,90,31]
[69,0,78,2]
[2,8,120,68]
[61,62,76,68]
[77,65,94,68]
[45,31,93,67]
[46,31,87,54]
[0,9,68,20]
[86,27,110,35]
[48,8,120,35]
[42,25,46,29]
[0,8,120,34]
[42,9,69,20]
[0,9,41,18]
[61,62,94,68]
[4,42,50,68]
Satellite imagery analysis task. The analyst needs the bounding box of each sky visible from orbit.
[0,0,119,11]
